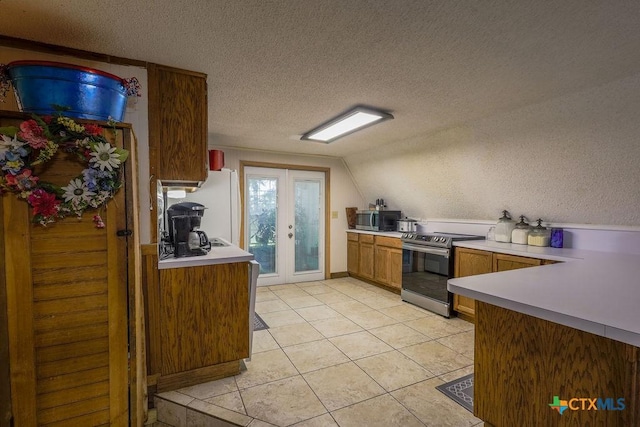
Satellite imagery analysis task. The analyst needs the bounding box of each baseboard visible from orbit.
[330,271,349,279]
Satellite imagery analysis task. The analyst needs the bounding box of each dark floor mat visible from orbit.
[435,373,473,413]
[254,313,269,331]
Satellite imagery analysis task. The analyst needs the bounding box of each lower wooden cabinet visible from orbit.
[453,247,557,322]
[347,232,402,291]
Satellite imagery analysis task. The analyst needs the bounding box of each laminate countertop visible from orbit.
[448,240,640,347]
[158,240,254,270]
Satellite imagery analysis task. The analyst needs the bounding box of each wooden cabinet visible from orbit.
[148,64,208,183]
[0,113,141,426]
[374,236,403,289]
[453,248,493,321]
[346,232,402,291]
[453,247,559,322]
[493,252,542,271]
[150,262,249,392]
[347,233,360,275]
[358,234,375,280]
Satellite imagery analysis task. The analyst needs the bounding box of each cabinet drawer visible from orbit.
[375,235,402,249]
[359,234,375,244]
[347,232,360,242]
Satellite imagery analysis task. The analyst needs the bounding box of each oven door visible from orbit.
[401,243,452,317]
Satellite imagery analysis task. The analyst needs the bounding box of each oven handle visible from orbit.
[402,243,450,258]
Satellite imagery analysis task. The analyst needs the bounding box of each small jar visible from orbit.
[511,216,530,245]
[495,210,516,243]
[528,219,551,247]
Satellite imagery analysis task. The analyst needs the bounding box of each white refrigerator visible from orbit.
[166,169,240,245]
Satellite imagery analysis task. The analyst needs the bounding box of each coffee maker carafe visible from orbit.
[166,202,211,257]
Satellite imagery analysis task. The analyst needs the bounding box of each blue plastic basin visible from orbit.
[7,60,127,121]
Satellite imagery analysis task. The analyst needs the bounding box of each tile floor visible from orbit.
[154,277,483,427]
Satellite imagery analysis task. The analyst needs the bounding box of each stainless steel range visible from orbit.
[401,232,484,317]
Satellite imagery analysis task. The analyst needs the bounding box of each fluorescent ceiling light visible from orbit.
[301,106,393,143]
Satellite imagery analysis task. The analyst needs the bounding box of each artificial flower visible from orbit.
[28,188,60,218]
[62,178,96,203]
[5,169,38,191]
[89,142,121,171]
[84,124,103,136]
[18,119,48,149]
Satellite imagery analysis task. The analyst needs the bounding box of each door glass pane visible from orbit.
[247,177,277,274]
[294,179,320,272]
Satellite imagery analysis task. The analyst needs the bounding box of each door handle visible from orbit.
[288,232,293,238]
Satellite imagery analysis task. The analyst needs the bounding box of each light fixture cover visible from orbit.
[301,105,393,143]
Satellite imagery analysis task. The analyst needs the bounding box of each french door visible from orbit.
[245,167,325,285]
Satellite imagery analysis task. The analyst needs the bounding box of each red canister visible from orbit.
[208,150,224,171]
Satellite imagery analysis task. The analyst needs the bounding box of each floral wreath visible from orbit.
[0,113,129,228]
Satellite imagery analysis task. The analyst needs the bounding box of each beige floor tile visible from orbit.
[188,399,253,426]
[255,299,290,314]
[309,317,363,338]
[404,315,465,339]
[313,292,353,305]
[259,309,306,328]
[282,339,349,373]
[328,300,374,315]
[251,330,280,353]
[379,303,431,321]
[447,316,476,331]
[205,390,247,415]
[155,397,188,426]
[400,341,473,376]
[270,288,309,299]
[298,284,334,295]
[436,330,475,358]
[303,362,385,411]
[255,290,279,302]
[391,377,482,426]
[241,376,326,426]
[247,419,278,427]
[267,284,302,292]
[177,376,238,400]
[331,394,424,427]
[279,295,323,309]
[295,305,341,322]
[268,322,324,347]
[235,348,299,389]
[438,365,475,383]
[355,350,434,391]
[368,323,431,349]
[359,295,404,310]
[341,310,399,330]
[329,331,394,360]
[291,413,338,426]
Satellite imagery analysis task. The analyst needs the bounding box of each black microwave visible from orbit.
[355,210,401,231]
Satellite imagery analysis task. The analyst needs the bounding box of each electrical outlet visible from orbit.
[331,211,338,219]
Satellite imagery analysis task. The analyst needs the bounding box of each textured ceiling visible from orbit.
[2,0,640,157]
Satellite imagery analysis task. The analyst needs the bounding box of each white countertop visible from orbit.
[158,241,254,270]
[448,240,640,346]
[346,229,403,238]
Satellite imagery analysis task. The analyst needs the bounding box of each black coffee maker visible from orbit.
[166,202,211,257]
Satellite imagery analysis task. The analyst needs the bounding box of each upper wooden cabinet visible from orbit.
[148,64,208,183]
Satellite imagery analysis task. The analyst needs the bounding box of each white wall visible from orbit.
[0,46,151,242]
[210,147,365,273]
[344,71,640,227]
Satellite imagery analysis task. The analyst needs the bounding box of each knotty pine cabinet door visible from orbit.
[0,113,138,426]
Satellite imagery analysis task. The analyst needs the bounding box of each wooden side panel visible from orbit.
[2,116,131,426]
[475,301,639,426]
[141,244,161,376]
[159,263,249,375]
[0,194,11,427]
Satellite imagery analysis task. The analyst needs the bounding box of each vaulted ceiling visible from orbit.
[3,1,640,157]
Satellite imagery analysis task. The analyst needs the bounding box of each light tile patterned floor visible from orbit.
[155,277,483,427]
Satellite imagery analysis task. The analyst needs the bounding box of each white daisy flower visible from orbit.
[89,142,121,171]
[62,178,96,203]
